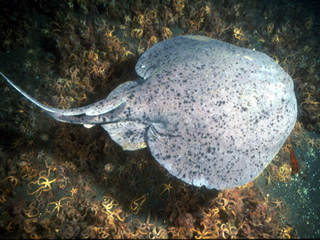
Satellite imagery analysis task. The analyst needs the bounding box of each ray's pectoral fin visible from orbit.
[146,123,181,171]
[101,121,148,150]
[147,123,209,188]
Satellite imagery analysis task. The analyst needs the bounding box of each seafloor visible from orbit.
[0,0,319,239]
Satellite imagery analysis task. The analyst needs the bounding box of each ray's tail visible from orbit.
[0,72,124,126]
[1,72,65,115]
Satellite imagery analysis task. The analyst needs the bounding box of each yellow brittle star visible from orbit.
[102,195,125,221]
[24,201,40,218]
[1,176,19,187]
[130,194,147,214]
[203,207,219,218]
[27,169,57,197]
[70,187,78,198]
[194,222,218,239]
[233,27,245,41]
[221,220,238,239]
[159,181,175,199]
[102,195,119,215]
[45,197,71,217]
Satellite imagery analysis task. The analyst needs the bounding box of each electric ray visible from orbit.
[1,35,297,190]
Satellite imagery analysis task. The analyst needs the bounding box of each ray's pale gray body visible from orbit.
[1,35,297,190]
